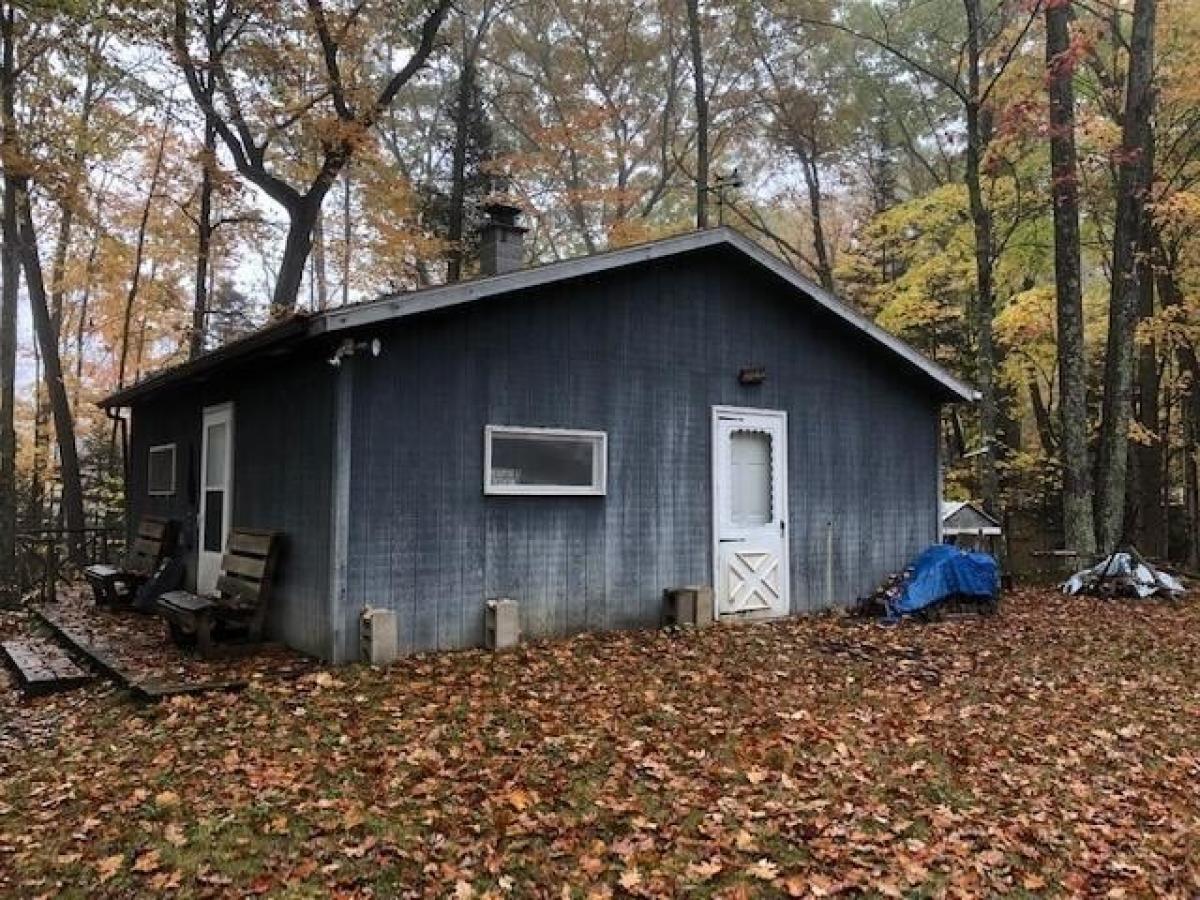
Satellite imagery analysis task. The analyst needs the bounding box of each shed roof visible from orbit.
[100,227,978,407]
[941,500,1002,535]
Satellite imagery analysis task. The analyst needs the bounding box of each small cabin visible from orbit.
[101,219,975,662]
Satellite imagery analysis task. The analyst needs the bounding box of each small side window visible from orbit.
[484,426,607,496]
[148,444,177,496]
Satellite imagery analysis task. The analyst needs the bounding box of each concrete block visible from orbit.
[360,608,398,665]
[485,597,520,649]
[663,585,714,626]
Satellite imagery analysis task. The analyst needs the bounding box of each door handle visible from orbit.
[719,538,743,543]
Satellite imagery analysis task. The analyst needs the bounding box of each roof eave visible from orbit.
[97,314,313,408]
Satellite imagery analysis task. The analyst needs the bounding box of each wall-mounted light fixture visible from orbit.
[738,366,766,386]
[329,337,383,368]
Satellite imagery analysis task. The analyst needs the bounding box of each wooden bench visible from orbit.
[157,528,280,658]
[84,516,177,607]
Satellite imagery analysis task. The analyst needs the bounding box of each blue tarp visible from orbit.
[886,544,999,619]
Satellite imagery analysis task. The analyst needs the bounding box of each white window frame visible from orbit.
[484,425,607,496]
[147,443,177,497]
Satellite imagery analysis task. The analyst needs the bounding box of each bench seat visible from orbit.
[84,517,177,607]
[157,528,279,658]
[159,591,215,615]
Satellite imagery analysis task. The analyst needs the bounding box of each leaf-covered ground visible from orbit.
[2,588,1199,898]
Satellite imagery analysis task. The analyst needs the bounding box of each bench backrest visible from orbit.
[215,529,280,627]
[127,516,177,576]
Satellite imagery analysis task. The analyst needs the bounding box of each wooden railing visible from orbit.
[15,525,124,603]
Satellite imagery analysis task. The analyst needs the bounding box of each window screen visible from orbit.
[730,430,772,525]
[147,444,176,496]
[485,426,606,495]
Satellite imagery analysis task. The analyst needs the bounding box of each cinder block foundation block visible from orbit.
[360,608,398,665]
[485,597,520,649]
[663,585,714,627]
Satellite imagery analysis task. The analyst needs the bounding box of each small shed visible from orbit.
[941,500,1002,552]
[101,219,976,662]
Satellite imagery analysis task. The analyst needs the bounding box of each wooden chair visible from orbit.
[157,528,280,658]
[84,516,177,607]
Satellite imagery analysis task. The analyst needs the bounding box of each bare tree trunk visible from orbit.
[963,0,999,513]
[29,339,43,525]
[1153,238,1196,565]
[312,207,329,309]
[1046,0,1095,554]
[1028,378,1056,456]
[117,117,169,389]
[1134,233,1164,555]
[686,0,708,229]
[134,312,148,382]
[48,27,100,341]
[15,180,85,563]
[446,51,475,282]
[1186,403,1200,569]
[273,194,324,312]
[0,177,15,586]
[1096,0,1156,551]
[0,4,16,587]
[48,206,73,339]
[799,151,834,292]
[190,114,215,359]
[73,192,102,406]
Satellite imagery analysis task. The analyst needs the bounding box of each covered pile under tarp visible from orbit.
[1062,549,1186,599]
[885,544,1000,620]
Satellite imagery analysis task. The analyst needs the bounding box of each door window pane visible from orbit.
[205,422,227,488]
[730,429,772,525]
[203,490,225,552]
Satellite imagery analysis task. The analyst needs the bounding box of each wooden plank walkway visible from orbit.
[1,639,93,696]
[33,606,247,702]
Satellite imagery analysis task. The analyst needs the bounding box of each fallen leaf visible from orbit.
[132,849,161,874]
[746,858,779,881]
[96,854,123,883]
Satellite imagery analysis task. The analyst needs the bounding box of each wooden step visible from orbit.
[2,639,93,697]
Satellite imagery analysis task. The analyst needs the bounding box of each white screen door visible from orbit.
[197,403,234,594]
[712,407,789,618]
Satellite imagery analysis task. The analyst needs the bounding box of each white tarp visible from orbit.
[1062,552,1186,599]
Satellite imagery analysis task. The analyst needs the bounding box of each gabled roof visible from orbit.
[941,500,1002,535]
[100,227,977,407]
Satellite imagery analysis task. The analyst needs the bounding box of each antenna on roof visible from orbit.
[709,169,743,226]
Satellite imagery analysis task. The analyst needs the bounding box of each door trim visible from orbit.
[711,405,790,621]
[198,402,234,594]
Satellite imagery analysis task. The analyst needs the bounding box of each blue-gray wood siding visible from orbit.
[127,351,335,657]
[341,246,940,660]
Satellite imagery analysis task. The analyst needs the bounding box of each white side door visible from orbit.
[712,407,789,619]
[197,403,234,595]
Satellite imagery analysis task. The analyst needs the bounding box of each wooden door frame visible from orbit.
[710,405,790,622]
